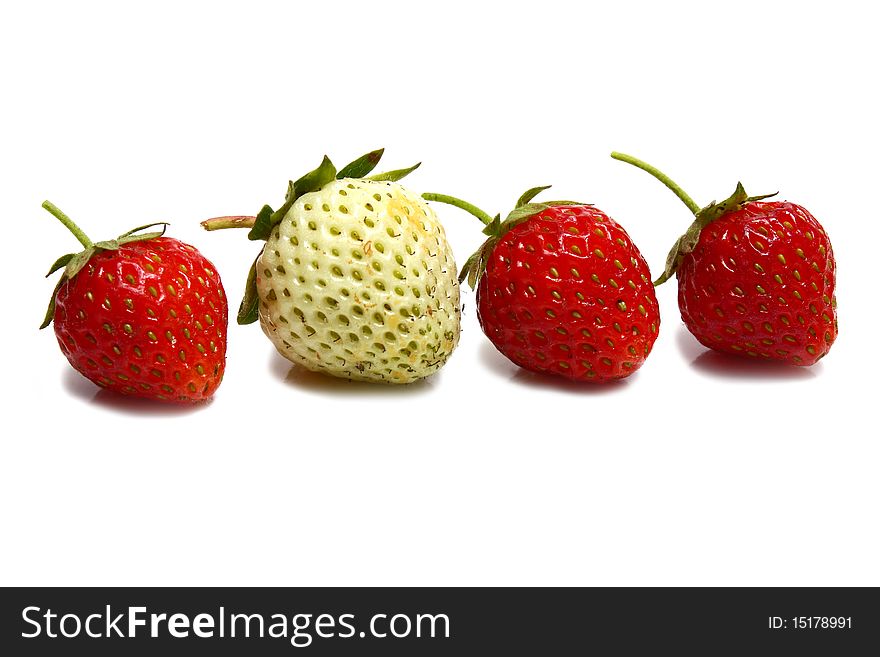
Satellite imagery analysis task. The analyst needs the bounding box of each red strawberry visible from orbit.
[612,152,837,365]
[41,201,228,402]
[423,188,659,382]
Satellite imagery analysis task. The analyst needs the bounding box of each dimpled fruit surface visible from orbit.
[256,178,460,383]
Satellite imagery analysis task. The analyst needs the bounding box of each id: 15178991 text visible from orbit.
[768,617,852,630]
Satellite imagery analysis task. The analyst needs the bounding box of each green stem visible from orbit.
[422,193,494,226]
[201,215,257,231]
[42,201,93,248]
[610,152,701,216]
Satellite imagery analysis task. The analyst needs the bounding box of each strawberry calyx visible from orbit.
[610,152,776,285]
[199,148,421,325]
[653,182,778,286]
[40,201,169,328]
[423,187,587,289]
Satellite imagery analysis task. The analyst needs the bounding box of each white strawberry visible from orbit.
[203,150,460,383]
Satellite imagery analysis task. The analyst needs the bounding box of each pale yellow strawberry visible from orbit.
[258,178,460,383]
[203,151,461,384]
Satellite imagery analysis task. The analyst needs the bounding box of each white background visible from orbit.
[1,1,877,586]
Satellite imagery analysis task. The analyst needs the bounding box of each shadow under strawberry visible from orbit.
[477,342,633,395]
[266,349,437,398]
[674,326,817,381]
[61,368,213,415]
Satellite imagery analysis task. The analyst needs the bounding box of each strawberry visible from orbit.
[202,149,460,384]
[612,152,837,365]
[41,201,228,402]
[423,187,660,382]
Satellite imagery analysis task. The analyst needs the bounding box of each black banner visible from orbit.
[1,587,876,654]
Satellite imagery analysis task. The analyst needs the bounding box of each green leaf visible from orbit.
[457,251,481,285]
[653,235,687,286]
[251,157,338,241]
[63,248,96,280]
[113,222,169,246]
[237,254,262,325]
[293,155,337,198]
[265,183,299,233]
[118,230,166,245]
[368,162,421,182]
[693,182,749,228]
[467,253,482,289]
[337,148,384,179]
[481,214,502,237]
[541,200,588,207]
[746,191,779,203]
[283,180,296,202]
[471,241,497,289]
[247,204,276,241]
[515,185,551,208]
[118,222,170,239]
[46,253,76,277]
[459,238,501,290]
[503,203,549,229]
[40,278,66,329]
[93,239,120,250]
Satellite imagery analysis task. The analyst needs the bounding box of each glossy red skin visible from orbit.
[53,237,228,402]
[477,204,659,382]
[678,201,836,365]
